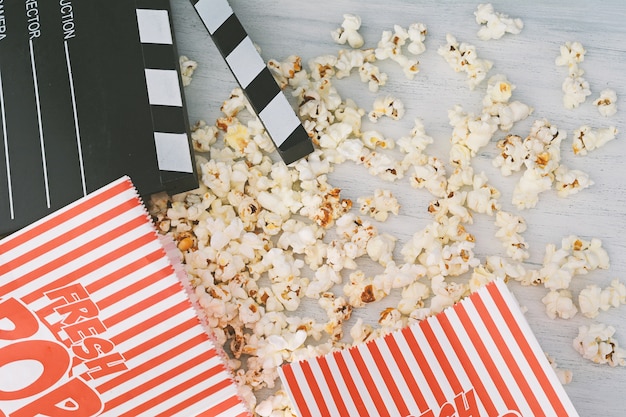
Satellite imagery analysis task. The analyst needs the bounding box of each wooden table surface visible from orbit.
[170,1,626,415]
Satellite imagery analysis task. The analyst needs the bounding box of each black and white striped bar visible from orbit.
[136,0,198,195]
[190,0,314,165]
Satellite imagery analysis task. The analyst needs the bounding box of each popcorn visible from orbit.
[305,264,341,299]
[536,236,609,297]
[542,289,578,319]
[407,23,428,55]
[318,122,352,150]
[465,172,501,216]
[268,55,303,89]
[448,105,498,155]
[554,165,593,197]
[482,75,533,131]
[493,134,525,175]
[474,3,523,40]
[378,307,407,333]
[545,353,573,385]
[349,318,375,344]
[510,119,567,209]
[344,270,386,307]
[335,48,375,79]
[593,88,618,117]
[334,99,366,135]
[331,14,365,49]
[308,54,337,80]
[578,285,602,318]
[368,95,405,122]
[438,33,493,89]
[359,150,403,182]
[319,293,352,341]
[375,25,421,78]
[555,41,586,74]
[430,275,469,313]
[562,235,610,272]
[357,189,400,222]
[600,279,626,311]
[397,118,434,154]
[255,390,297,417]
[361,130,395,150]
[221,88,253,118]
[190,120,219,152]
[573,323,626,367]
[556,42,591,109]
[572,125,618,155]
[151,13,625,410]
[359,62,388,92]
[494,210,529,261]
[366,233,397,266]
[409,155,448,198]
[398,281,430,315]
[562,75,591,109]
[179,55,198,86]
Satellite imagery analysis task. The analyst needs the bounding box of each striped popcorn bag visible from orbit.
[0,176,250,417]
[279,279,580,417]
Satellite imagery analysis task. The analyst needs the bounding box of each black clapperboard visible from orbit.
[0,0,197,236]
[190,0,314,164]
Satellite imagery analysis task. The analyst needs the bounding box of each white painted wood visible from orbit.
[171,1,626,415]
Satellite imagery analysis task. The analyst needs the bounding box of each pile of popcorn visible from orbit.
[151,4,622,415]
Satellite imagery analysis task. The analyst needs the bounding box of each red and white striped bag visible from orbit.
[279,279,580,417]
[0,176,250,417]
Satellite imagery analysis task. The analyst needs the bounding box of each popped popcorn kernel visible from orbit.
[593,88,618,117]
[555,41,586,73]
[331,14,365,49]
[474,3,524,41]
[545,353,573,385]
[542,289,578,319]
[190,120,219,152]
[574,323,626,367]
[572,125,618,155]
[268,55,303,89]
[556,41,591,109]
[375,24,424,79]
[368,95,405,122]
[179,55,198,86]
[554,165,593,197]
[438,33,493,89]
[357,189,400,222]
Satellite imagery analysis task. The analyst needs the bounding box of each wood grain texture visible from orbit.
[171,1,626,415]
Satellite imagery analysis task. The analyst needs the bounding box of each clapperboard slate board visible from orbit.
[190,0,314,165]
[0,0,197,236]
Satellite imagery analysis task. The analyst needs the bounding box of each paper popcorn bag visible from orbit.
[279,279,579,417]
[0,177,249,417]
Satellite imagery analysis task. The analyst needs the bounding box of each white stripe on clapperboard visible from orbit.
[29,39,51,208]
[194,0,296,148]
[136,8,194,174]
[64,41,87,196]
[0,68,14,219]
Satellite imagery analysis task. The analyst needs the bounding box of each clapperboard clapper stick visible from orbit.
[190,0,314,165]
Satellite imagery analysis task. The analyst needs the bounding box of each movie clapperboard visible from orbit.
[190,0,314,165]
[0,0,197,236]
